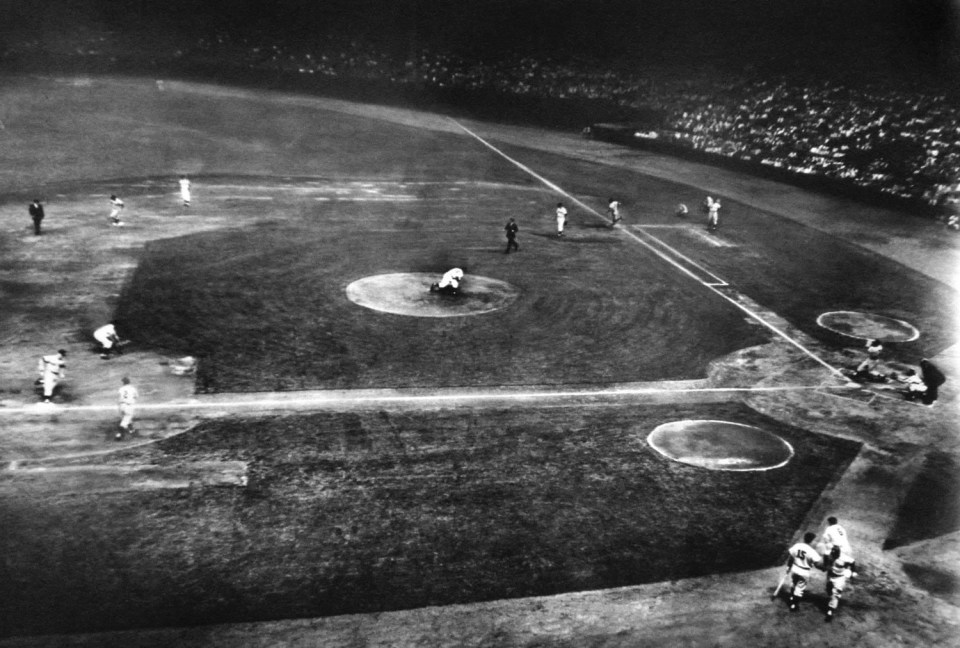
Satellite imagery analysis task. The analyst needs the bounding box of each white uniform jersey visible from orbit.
[118,384,139,406]
[94,324,118,348]
[788,542,821,573]
[179,178,191,201]
[40,353,66,377]
[822,523,852,555]
[438,268,463,289]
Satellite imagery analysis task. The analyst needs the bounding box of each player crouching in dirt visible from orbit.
[93,322,127,359]
[846,339,888,383]
[430,267,464,296]
[898,358,946,405]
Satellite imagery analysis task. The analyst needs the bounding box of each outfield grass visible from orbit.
[0,402,860,637]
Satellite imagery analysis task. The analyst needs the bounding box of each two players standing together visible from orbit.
[782,516,857,622]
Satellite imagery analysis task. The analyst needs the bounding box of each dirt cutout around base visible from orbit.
[817,310,920,342]
[346,273,521,317]
[647,420,794,471]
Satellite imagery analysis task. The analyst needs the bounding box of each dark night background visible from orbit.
[1,0,957,79]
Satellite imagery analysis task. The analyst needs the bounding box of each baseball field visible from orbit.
[0,75,958,647]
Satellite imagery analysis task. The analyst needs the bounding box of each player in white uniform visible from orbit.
[109,194,125,226]
[900,368,928,400]
[824,544,856,621]
[785,532,823,611]
[117,376,139,440]
[93,323,123,359]
[854,339,884,379]
[430,268,464,296]
[706,196,721,231]
[555,202,567,237]
[179,175,191,207]
[607,198,621,227]
[37,350,67,403]
[820,517,852,557]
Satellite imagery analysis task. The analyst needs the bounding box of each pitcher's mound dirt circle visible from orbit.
[647,420,794,471]
[817,311,920,342]
[346,273,521,317]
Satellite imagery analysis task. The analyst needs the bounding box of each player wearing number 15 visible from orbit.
[785,532,823,611]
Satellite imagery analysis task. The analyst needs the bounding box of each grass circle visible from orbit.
[346,272,520,317]
[817,311,920,342]
[647,420,794,471]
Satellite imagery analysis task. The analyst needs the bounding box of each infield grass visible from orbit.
[0,402,860,637]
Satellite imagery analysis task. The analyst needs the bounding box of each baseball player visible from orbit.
[675,202,688,218]
[179,175,191,207]
[555,202,567,237]
[919,358,947,405]
[109,194,125,226]
[116,376,139,440]
[706,196,721,231]
[607,198,621,227]
[29,199,45,235]
[853,339,884,379]
[900,369,928,398]
[93,322,123,359]
[824,545,856,621]
[37,349,67,403]
[785,532,823,611]
[504,217,519,253]
[820,517,852,557]
[430,267,464,296]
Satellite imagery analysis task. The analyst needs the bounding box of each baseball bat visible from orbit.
[772,567,790,600]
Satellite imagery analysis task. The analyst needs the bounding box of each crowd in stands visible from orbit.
[4,29,959,211]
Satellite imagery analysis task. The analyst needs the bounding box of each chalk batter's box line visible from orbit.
[632,228,730,286]
[637,224,734,249]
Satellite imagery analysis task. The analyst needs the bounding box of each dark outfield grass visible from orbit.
[0,403,861,637]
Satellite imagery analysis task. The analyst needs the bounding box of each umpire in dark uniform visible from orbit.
[504,217,519,253]
[29,199,45,235]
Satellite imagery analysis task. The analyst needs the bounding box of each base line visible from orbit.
[1,384,856,417]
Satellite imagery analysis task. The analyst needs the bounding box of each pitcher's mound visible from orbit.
[817,311,919,342]
[346,273,520,317]
[647,420,794,471]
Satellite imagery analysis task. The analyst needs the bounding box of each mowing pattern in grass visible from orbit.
[116,183,767,392]
[0,403,860,637]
